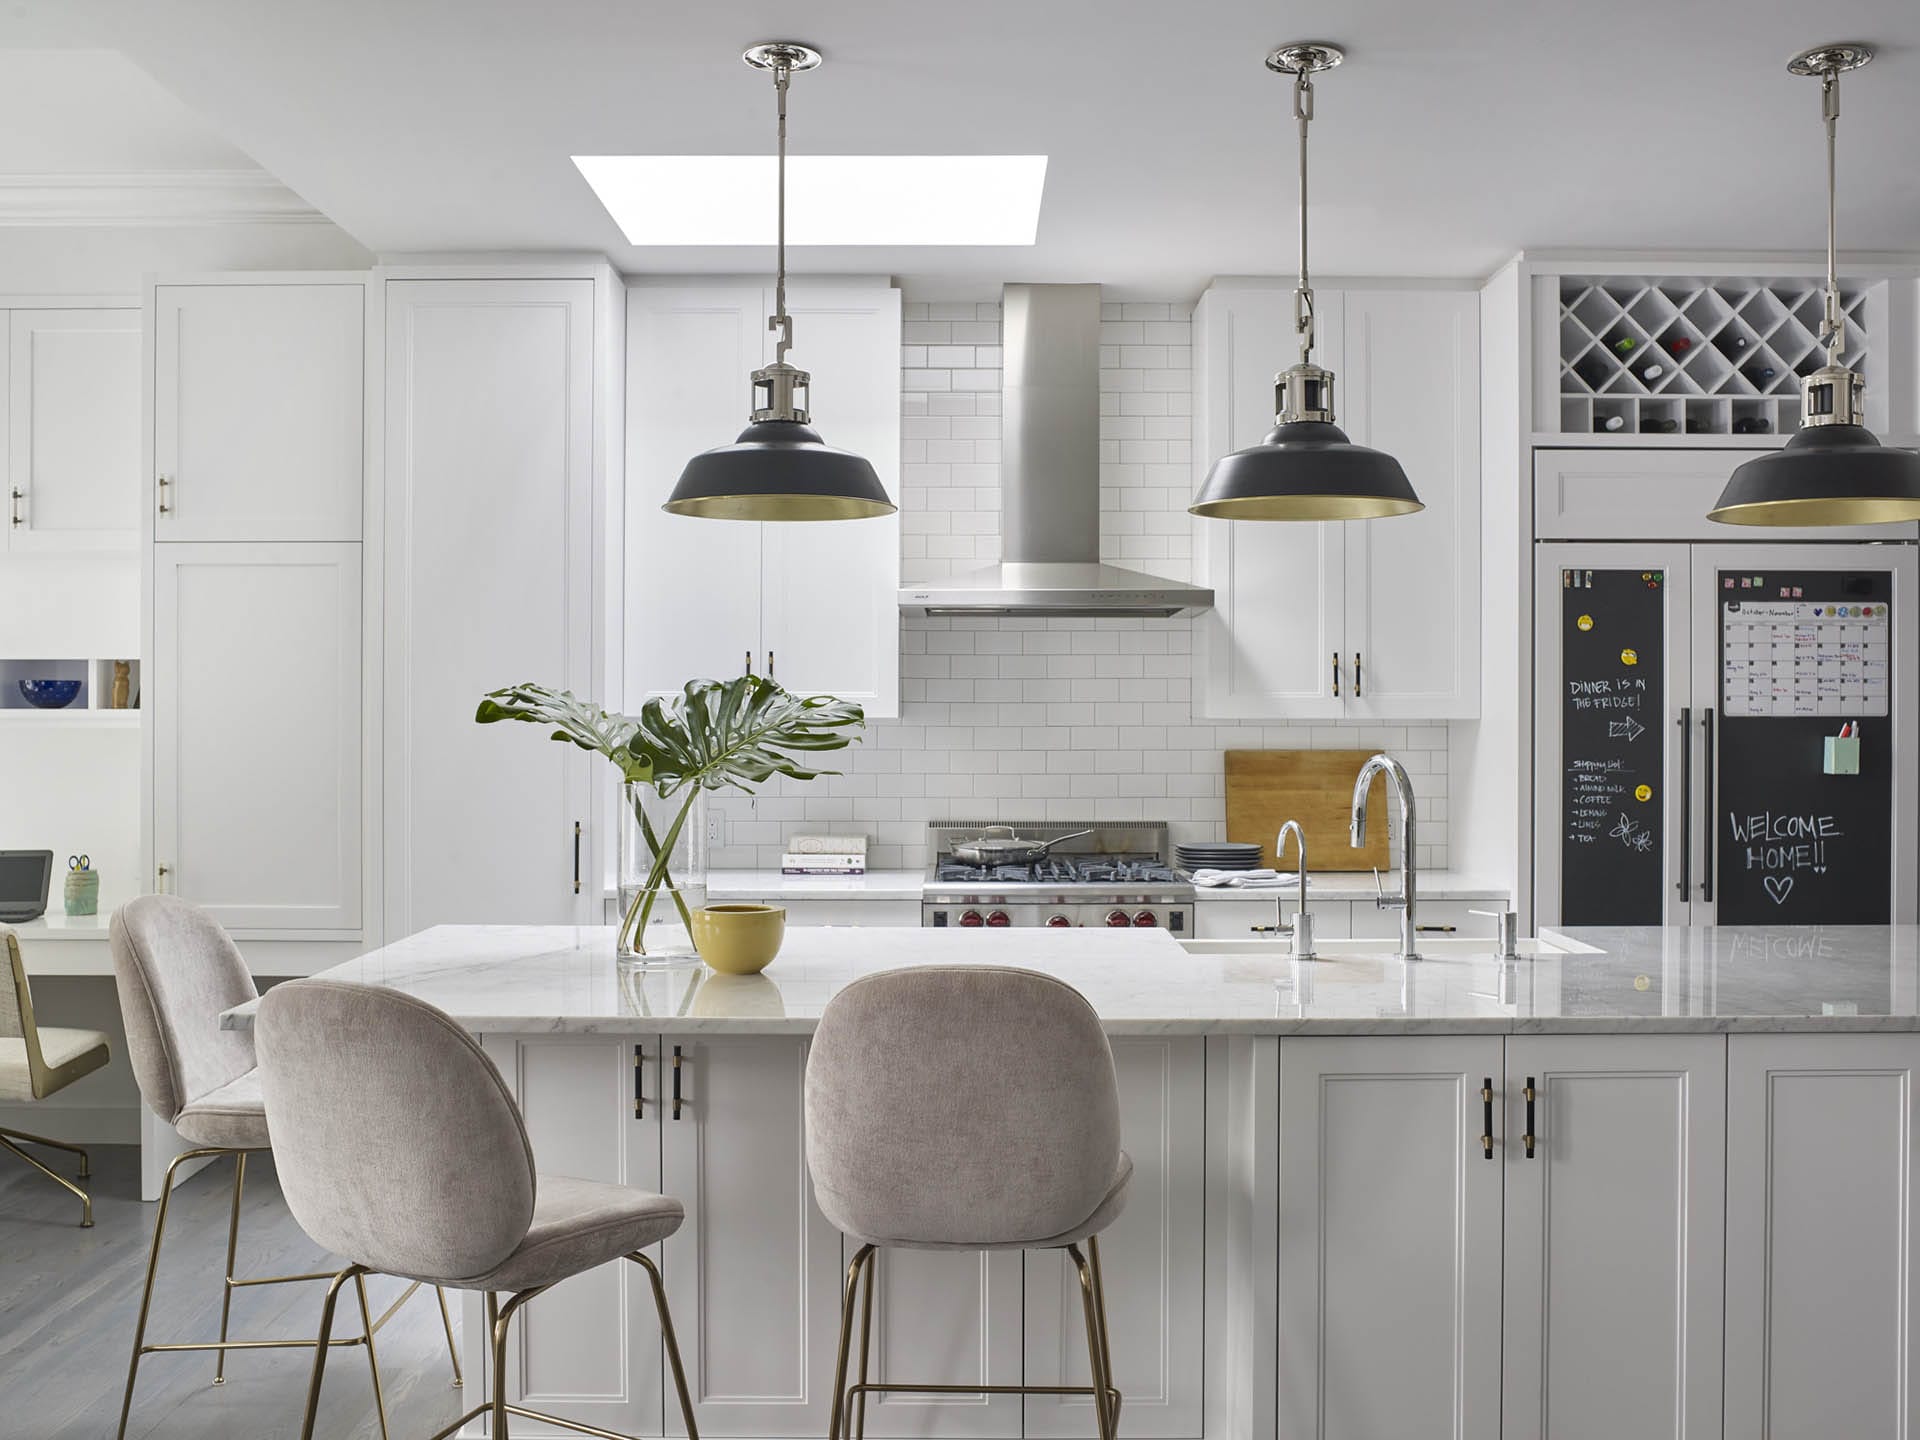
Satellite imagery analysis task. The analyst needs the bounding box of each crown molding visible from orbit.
[0,169,327,226]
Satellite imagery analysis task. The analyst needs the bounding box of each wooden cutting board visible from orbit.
[1224,750,1391,872]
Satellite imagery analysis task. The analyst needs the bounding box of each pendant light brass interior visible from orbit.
[1189,43,1422,523]
[1709,44,1920,527]
[664,42,896,522]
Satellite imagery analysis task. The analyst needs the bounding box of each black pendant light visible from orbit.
[1190,44,1421,522]
[1709,44,1920,527]
[664,42,896,522]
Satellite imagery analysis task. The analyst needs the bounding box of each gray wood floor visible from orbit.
[0,1143,467,1439]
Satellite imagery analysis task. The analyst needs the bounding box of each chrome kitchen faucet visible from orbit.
[1350,753,1421,960]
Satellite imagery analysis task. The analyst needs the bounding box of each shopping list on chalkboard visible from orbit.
[1714,568,1893,923]
[1561,568,1665,925]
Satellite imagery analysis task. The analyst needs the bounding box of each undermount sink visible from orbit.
[1177,935,1596,960]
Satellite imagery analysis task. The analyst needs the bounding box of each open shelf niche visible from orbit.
[0,656,140,721]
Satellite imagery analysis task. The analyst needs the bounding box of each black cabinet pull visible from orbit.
[1700,709,1716,903]
[1479,1078,1493,1159]
[1353,651,1363,698]
[672,1045,685,1120]
[1677,707,1691,897]
[1331,652,1340,697]
[745,649,753,677]
[573,820,582,896]
[1523,1077,1537,1158]
[767,650,775,681]
[633,1045,644,1119]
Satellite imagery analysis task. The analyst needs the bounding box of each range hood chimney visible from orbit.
[898,284,1214,618]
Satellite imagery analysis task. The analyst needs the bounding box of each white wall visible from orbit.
[704,298,1454,872]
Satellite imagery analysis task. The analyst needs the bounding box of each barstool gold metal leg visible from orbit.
[853,1248,877,1440]
[630,1252,698,1440]
[434,1284,464,1387]
[213,1151,247,1383]
[1067,1244,1117,1440]
[117,1146,227,1440]
[0,1129,93,1226]
[1088,1235,1120,1431]
[829,1244,876,1440]
[297,1264,362,1440]
[354,1270,394,1440]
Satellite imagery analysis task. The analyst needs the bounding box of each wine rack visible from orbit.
[1553,277,1874,438]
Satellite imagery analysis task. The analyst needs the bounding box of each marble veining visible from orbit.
[219,923,1920,1037]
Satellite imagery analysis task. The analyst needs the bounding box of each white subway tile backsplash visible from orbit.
[708,296,1451,870]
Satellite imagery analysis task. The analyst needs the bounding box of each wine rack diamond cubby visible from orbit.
[1550,276,1884,439]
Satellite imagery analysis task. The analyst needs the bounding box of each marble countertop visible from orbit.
[219,923,1920,1037]
[1190,870,1511,902]
[706,870,926,901]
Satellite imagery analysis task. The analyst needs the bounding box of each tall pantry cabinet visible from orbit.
[144,264,621,946]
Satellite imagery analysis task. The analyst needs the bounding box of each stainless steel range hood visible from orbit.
[899,284,1214,618]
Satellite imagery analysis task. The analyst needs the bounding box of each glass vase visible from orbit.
[617,781,707,967]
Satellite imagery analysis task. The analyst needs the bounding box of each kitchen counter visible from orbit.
[220,922,1920,1036]
[1190,869,1510,901]
[705,869,926,901]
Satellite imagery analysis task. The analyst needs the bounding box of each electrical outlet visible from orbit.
[706,812,726,848]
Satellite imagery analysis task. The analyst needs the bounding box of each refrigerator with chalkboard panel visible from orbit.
[1535,542,1918,927]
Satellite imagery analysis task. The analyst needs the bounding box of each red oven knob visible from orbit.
[1105,910,1132,928]
[1133,910,1158,927]
[1045,914,1073,928]
[959,909,985,928]
[986,910,1011,928]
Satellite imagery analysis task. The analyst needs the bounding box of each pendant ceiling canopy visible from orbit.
[663,42,896,523]
[1189,43,1421,523]
[1708,43,1920,527]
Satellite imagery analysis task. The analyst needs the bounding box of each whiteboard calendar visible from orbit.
[1721,597,1890,718]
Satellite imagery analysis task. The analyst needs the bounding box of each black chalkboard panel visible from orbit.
[1561,567,1666,925]
[1714,568,1893,923]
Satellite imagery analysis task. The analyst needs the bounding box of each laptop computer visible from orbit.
[0,850,54,924]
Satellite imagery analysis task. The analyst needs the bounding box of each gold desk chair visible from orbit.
[109,895,462,1440]
[1,927,110,1225]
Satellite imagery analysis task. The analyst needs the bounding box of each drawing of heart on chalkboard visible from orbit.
[1764,875,1795,905]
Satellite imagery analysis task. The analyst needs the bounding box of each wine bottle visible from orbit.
[1668,336,1694,355]
[1639,417,1678,434]
[1635,361,1665,383]
[1724,334,1750,353]
[1611,336,1638,356]
[1594,414,1625,433]
[1732,416,1772,435]
[1685,414,1713,434]
[1743,364,1777,387]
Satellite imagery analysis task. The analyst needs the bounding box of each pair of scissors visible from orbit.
[68,854,90,872]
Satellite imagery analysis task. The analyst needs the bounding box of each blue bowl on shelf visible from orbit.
[18,679,82,709]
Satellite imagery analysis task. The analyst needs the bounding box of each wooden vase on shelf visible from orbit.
[111,661,130,710]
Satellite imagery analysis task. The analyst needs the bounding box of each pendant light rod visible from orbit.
[1267,43,1341,369]
[774,54,790,361]
[1787,43,1871,368]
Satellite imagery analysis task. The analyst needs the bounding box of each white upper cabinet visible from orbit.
[383,277,599,936]
[1193,283,1480,719]
[152,281,365,541]
[627,278,901,716]
[5,308,140,551]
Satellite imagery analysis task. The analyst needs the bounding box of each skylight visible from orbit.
[571,155,1047,246]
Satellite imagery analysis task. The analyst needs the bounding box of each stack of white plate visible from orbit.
[1174,841,1264,872]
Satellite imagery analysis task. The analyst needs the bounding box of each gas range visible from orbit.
[921,820,1193,932]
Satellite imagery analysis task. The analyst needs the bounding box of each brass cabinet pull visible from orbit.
[1523,1077,1537,1158]
[1331,651,1340,697]
[633,1045,645,1119]
[1354,651,1363,697]
[157,476,171,515]
[744,649,753,677]
[1480,1078,1494,1159]
[156,864,170,893]
[672,1045,686,1120]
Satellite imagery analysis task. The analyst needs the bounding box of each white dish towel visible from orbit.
[1189,868,1302,888]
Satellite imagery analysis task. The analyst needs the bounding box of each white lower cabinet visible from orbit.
[861,1247,1023,1439]
[660,1035,846,1438]
[1277,1035,1504,1440]
[1025,1038,1206,1439]
[1726,1033,1920,1438]
[1500,1035,1725,1440]
[478,1035,666,1436]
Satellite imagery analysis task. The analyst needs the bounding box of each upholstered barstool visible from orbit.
[109,895,461,1440]
[0,926,111,1225]
[255,978,699,1440]
[806,966,1127,1440]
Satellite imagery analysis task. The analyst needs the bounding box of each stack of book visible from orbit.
[780,834,869,875]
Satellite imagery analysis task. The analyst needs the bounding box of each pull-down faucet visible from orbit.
[1350,753,1420,960]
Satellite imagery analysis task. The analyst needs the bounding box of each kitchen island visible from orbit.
[228,924,1920,1440]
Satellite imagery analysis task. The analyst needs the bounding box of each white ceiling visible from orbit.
[8,1,1920,295]
[0,48,257,172]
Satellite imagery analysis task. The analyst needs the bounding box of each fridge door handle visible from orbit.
[1677,707,1691,897]
[1700,708,1716,902]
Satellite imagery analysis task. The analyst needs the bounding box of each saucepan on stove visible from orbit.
[948,826,1093,867]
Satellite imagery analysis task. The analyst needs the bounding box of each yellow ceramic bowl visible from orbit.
[690,904,786,974]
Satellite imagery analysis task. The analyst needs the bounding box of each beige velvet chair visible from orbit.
[0,926,110,1225]
[256,977,700,1440]
[109,895,460,1440]
[805,965,1128,1440]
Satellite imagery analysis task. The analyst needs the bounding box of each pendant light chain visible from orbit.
[1820,62,1844,368]
[1292,66,1316,367]
[772,56,793,364]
